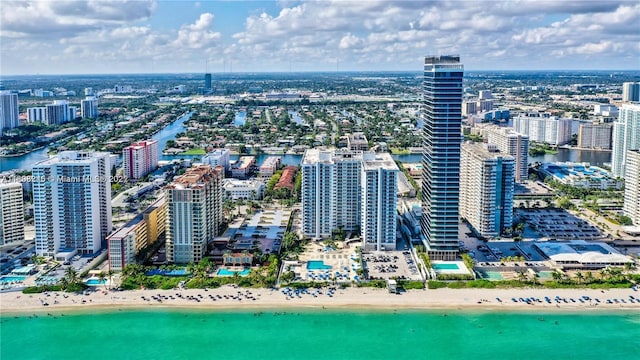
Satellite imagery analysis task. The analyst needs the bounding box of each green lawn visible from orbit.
[180,148,206,155]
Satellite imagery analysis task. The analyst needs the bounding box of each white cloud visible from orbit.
[0,0,157,38]
[1,0,638,74]
[173,13,221,49]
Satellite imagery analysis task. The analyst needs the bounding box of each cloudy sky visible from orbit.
[1,0,639,74]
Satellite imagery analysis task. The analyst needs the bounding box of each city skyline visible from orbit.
[1,0,639,75]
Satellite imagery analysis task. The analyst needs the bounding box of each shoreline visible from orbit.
[2,286,638,315]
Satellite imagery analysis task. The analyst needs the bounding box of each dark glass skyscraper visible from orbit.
[420,55,464,260]
[204,73,212,92]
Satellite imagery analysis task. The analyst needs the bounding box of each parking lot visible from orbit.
[516,208,602,240]
[363,251,422,281]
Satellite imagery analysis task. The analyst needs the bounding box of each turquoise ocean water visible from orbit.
[1,309,638,360]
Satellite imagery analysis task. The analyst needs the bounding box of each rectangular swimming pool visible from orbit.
[432,263,460,270]
[0,276,26,283]
[85,278,107,286]
[216,268,251,276]
[307,260,332,270]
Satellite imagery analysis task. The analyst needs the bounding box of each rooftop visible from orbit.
[362,152,398,171]
[462,142,515,161]
[535,240,632,265]
[33,151,110,167]
[166,165,222,190]
[302,148,363,165]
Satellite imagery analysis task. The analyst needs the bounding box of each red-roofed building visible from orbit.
[274,166,297,191]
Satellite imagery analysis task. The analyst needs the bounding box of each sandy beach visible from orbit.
[1,286,639,314]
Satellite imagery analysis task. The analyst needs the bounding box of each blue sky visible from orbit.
[1,0,639,74]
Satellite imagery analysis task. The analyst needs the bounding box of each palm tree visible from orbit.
[64,267,79,285]
[575,271,584,284]
[517,270,528,283]
[584,271,595,284]
[106,270,115,290]
[551,270,563,282]
[59,277,69,291]
[599,268,609,281]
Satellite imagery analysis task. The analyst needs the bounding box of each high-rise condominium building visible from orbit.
[460,143,515,238]
[204,73,212,91]
[33,151,112,257]
[302,149,362,239]
[81,96,99,119]
[611,104,640,177]
[0,183,24,245]
[577,123,612,149]
[46,100,76,125]
[361,152,399,251]
[479,124,529,183]
[165,165,223,264]
[623,150,640,226]
[622,82,640,102]
[301,149,399,250]
[421,55,463,260]
[0,90,19,136]
[513,114,573,145]
[27,107,47,122]
[123,140,159,180]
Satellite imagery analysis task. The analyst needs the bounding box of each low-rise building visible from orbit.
[259,156,281,179]
[223,179,264,200]
[347,132,368,151]
[534,241,633,269]
[540,162,623,189]
[230,156,255,179]
[274,166,297,192]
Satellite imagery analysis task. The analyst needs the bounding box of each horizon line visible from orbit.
[2,69,640,78]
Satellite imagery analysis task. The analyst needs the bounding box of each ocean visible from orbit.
[1,309,638,360]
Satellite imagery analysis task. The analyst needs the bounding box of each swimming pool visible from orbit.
[216,268,251,276]
[36,276,59,285]
[481,271,504,280]
[307,260,332,270]
[0,276,26,283]
[537,271,554,279]
[432,263,460,270]
[85,278,107,286]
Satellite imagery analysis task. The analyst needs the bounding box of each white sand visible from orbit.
[1,286,639,314]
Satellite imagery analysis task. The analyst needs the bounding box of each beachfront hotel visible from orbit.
[0,182,24,245]
[361,152,399,251]
[33,151,112,257]
[611,104,640,178]
[302,149,362,239]
[122,140,159,180]
[623,150,640,226]
[420,55,464,260]
[107,195,167,271]
[460,143,515,238]
[165,165,223,264]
